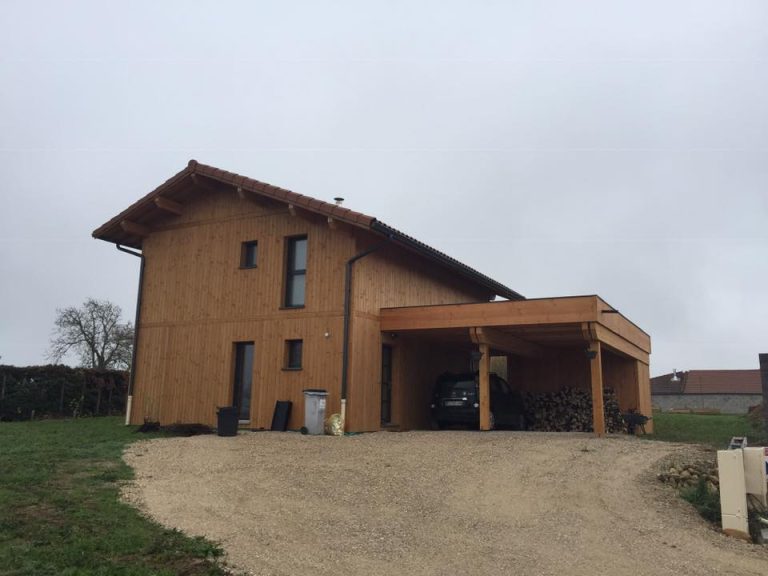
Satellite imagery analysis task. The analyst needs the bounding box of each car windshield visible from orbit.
[439,380,476,395]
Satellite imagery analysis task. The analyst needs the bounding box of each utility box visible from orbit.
[717,449,749,540]
[303,389,328,435]
[718,446,768,541]
[743,447,768,507]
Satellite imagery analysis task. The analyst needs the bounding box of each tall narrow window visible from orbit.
[285,339,303,370]
[240,241,258,268]
[284,236,307,307]
[232,342,254,421]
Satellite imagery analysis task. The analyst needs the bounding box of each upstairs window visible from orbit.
[285,339,303,370]
[284,236,307,307]
[240,241,258,268]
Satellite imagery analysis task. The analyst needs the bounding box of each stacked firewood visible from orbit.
[523,387,624,433]
[603,390,624,432]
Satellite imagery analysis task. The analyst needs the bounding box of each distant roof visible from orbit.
[651,369,762,395]
[92,160,523,301]
[650,374,685,395]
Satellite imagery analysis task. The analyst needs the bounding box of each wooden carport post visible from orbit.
[589,341,606,437]
[478,343,491,431]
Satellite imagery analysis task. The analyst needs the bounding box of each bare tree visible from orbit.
[48,298,134,370]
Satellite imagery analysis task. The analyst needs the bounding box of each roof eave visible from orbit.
[92,160,524,300]
[370,220,524,301]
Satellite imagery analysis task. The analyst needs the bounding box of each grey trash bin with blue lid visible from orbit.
[302,389,328,435]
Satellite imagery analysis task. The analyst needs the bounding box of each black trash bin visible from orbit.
[217,406,238,437]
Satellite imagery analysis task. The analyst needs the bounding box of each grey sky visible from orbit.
[1,1,766,375]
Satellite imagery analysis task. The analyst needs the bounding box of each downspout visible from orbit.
[116,244,144,426]
[340,235,393,432]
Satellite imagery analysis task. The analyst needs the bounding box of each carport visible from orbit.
[379,295,652,436]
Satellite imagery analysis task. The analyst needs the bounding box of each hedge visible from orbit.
[0,364,128,421]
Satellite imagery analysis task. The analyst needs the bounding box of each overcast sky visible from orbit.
[1,1,766,376]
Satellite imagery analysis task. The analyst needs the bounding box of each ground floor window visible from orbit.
[284,339,303,370]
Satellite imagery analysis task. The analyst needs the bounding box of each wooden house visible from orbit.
[93,160,652,435]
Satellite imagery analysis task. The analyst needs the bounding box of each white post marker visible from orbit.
[717,449,750,540]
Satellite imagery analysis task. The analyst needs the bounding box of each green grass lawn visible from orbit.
[0,417,232,576]
[646,411,761,449]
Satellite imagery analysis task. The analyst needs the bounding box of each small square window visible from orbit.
[285,339,303,370]
[241,241,258,268]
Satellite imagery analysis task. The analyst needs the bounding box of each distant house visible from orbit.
[651,370,763,414]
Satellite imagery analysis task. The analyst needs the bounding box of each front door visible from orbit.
[381,344,393,425]
[233,342,254,422]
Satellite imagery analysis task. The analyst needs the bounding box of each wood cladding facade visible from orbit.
[112,171,652,435]
[346,240,493,431]
[129,186,494,430]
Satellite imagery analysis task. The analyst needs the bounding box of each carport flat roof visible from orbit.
[380,295,650,363]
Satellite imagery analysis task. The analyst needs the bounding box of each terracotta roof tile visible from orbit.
[652,369,762,395]
[650,373,684,395]
[683,370,762,394]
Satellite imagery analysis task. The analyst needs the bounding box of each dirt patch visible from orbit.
[123,432,768,576]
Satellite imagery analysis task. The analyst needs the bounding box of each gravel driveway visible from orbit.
[123,431,768,576]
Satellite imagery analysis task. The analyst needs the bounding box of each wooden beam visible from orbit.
[154,196,183,215]
[469,327,543,359]
[479,343,491,431]
[120,220,151,237]
[381,297,598,332]
[327,216,336,229]
[237,186,246,200]
[288,204,297,217]
[589,340,605,437]
[380,298,651,367]
[588,322,649,364]
[596,296,651,353]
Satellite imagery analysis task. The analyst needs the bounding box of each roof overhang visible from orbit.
[92,160,523,300]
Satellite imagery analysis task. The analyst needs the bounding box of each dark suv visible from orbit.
[430,372,525,430]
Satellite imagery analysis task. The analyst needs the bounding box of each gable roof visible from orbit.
[651,369,762,395]
[92,160,523,301]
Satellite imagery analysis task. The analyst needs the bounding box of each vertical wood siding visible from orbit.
[602,351,640,412]
[508,349,590,394]
[346,236,494,431]
[131,186,495,431]
[133,187,354,428]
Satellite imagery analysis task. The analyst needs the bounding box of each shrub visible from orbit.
[680,477,721,524]
[0,364,128,421]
